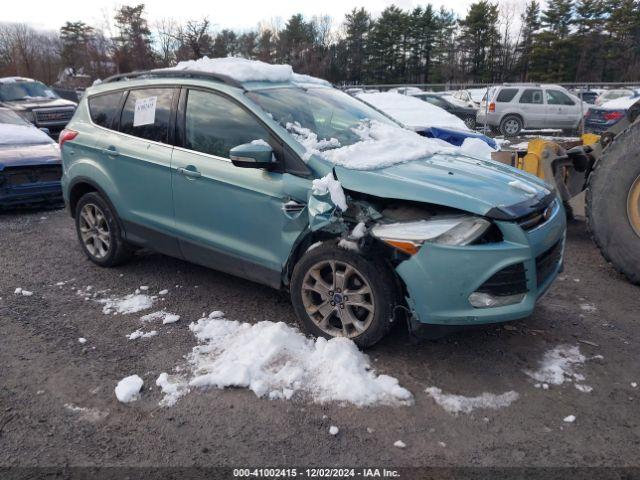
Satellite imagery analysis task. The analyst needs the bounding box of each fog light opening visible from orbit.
[468,292,526,308]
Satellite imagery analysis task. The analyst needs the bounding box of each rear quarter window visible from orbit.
[88,91,124,129]
[496,89,518,103]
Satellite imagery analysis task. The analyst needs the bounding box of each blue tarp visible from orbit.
[417,126,498,150]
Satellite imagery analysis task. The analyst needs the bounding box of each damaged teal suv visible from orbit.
[60,60,566,347]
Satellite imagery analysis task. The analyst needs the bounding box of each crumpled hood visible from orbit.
[0,143,60,169]
[334,153,554,220]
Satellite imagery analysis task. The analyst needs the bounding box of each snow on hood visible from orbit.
[599,95,640,110]
[0,124,53,145]
[169,56,293,83]
[356,92,469,131]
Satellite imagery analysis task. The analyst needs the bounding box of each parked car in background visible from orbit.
[411,92,478,130]
[585,95,640,133]
[594,88,634,106]
[0,108,62,208]
[0,77,77,138]
[355,91,497,150]
[448,89,482,109]
[60,58,563,347]
[570,88,601,104]
[388,86,423,95]
[477,84,585,136]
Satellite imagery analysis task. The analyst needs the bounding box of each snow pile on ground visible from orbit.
[311,173,348,211]
[525,345,592,392]
[460,137,497,160]
[320,120,457,170]
[140,310,180,324]
[356,92,468,131]
[126,329,158,340]
[156,372,190,407]
[156,314,412,407]
[169,56,293,83]
[114,375,143,403]
[64,403,108,422]
[14,288,33,296]
[425,387,519,414]
[99,293,154,315]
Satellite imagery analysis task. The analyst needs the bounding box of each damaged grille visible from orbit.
[33,108,75,126]
[476,263,527,297]
[1,165,62,186]
[535,241,563,288]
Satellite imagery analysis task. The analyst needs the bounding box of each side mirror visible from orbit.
[229,142,276,169]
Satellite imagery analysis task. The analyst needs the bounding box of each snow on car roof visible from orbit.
[356,91,469,131]
[600,95,640,110]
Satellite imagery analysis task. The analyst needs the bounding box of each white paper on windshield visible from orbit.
[133,96,157,127]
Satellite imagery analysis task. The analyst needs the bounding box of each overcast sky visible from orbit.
[6,0,485,32]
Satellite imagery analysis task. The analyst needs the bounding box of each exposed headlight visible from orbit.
[371,216,491,255]
[468,292,525,308]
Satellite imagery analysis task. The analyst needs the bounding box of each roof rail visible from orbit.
[102,69,245,89]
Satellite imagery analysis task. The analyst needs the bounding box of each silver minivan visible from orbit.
[477,84,585,136]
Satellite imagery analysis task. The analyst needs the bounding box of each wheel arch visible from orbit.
[67,177,127,238]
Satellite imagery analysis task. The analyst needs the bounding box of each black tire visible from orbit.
[500,115,523,137]
[463,116,477,130]
[586,122,640,284]
[290,242,398,348]
[75,192,133,267]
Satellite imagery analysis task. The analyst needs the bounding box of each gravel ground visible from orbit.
[1,207,639,469]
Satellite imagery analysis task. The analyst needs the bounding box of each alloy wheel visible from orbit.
[301,260,375,338]
[79,203,111,259]
[504,119,520,135]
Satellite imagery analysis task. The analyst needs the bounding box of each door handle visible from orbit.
[102,146,119,157]
[177,166,201,178]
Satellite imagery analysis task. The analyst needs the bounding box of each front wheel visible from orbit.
[586,122,640,284]
[290,243,398,348]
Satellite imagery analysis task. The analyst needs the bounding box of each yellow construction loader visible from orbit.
[493,100,640,284]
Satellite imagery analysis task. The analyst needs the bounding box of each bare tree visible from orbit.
[155,18,179,66]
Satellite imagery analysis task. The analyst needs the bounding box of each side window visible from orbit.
[496,88,518,103]
[519,89,543,104]
[424,96,447,108]
[546,90,575,106]
[120,88,175,143]
[88,91,123,129]
[185,89,271,159]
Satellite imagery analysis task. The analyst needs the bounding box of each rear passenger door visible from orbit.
[93,87,180,256]
[517,88,546,129]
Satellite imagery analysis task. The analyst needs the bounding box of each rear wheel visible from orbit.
[500,115,523,137]
[75,192,133,267]
[586,122,640,284]
[290,243,398,348]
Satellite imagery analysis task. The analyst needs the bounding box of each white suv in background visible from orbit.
[477,84,585,136]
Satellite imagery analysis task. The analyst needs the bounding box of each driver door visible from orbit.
[171,88,310,288]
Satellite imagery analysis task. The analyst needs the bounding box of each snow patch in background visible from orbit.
[156,314,412,407]
[99,293,154,315]
[525,345,593,392]
[460,137,497,160]
[14,288,33,296]
[425,387,519,414]
[115,375,143,403]
[311,173,348,211]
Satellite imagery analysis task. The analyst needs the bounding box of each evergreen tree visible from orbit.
[458,1,501,82]
[113,4,155,72]
[59,21,94,74]
[517,1,541,80]
[343,8,371,83]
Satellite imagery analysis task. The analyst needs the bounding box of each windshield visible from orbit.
[0,81,59,102]
[246,87,398,150]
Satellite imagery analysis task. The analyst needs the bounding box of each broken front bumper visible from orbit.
[395,199,566,326]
